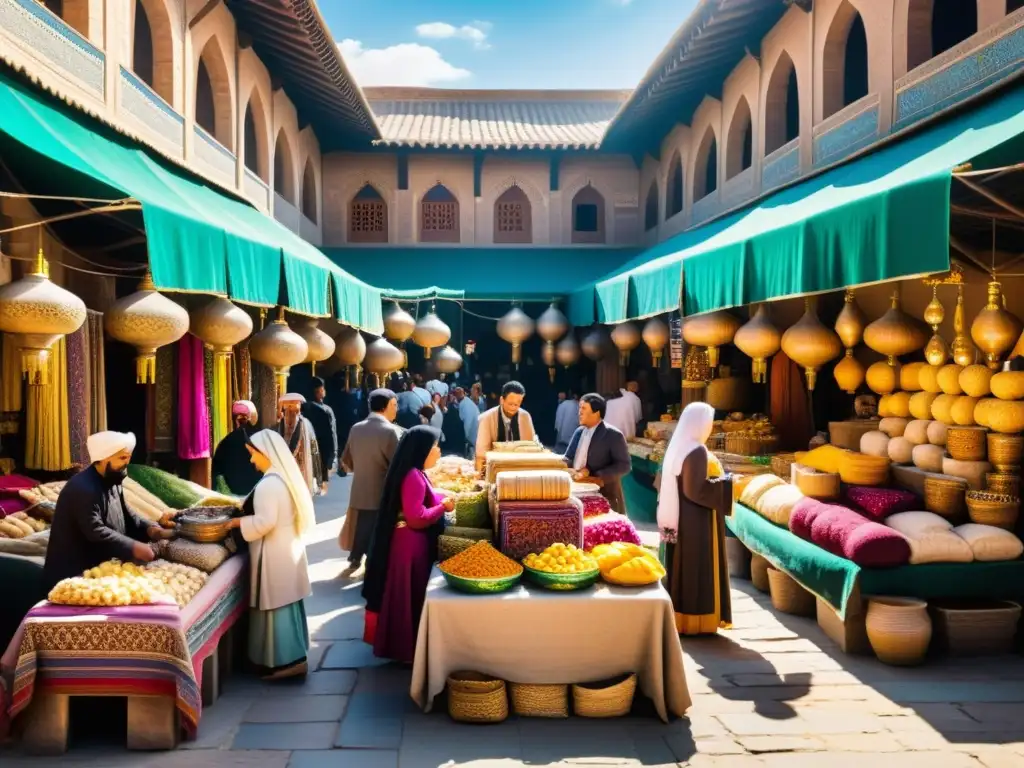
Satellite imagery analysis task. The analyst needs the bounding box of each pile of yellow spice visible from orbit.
[440,541,523,579]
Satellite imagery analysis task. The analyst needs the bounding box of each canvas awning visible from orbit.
[570,82,1024,325]
[0,71,383,334]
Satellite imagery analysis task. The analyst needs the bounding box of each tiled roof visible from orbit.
[363,88,631,150]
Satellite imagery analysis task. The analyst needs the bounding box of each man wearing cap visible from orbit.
[212,400,261,496]
[302,377,338,495]
[43,431,173,591]
[278,393,322,497]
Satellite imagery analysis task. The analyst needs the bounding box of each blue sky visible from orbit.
[321,0,699,90]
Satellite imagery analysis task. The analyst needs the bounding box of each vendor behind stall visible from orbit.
[42,431,173,591]
[213,400,261,496]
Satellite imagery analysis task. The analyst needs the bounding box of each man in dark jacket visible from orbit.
[562,394,632,515]
[43,431,172,591]
[303,377,339,492]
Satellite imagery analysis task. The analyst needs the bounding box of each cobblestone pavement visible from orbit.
[4,476,1024,767]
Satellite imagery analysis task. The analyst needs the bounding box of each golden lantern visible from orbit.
[105,272,189,384]
[497,306,535,364]
[294,318,336,375]
[556,334,581,368]
[0,245,86,385]
[582,326,608,362]
[364,337,404,384]
[412,307,451,360]
[541,342,558,381]
[191,297,253,355]
[682,311,741,368]
[610,322,642,366]
[334,325,366,389]
[734,304,781,383]
[780,298,841,391]
[835,289,866,349]
[642,317,670,364]
[866,360,900,395]
[951,284,978,366]
[435,345,463,375]
[863,290,928,366]
[383,302,416,342]
[248,307,308,398]
[971,281,1022,369]
[834,353,865,394]
[537,303,568,380]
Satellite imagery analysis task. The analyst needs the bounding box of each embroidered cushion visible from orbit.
[844,486,919,521]
[809,506,912,568]
[788,498,830,540]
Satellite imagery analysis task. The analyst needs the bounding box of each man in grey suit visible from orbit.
[340,388,401,577]
[562,393,632,516]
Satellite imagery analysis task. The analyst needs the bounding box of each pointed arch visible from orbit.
[644,180,659,232]
[349,184,388,243]
[494,184,532,244]
[274,129,296,202]
[666,152,684,218]
[765,51,800,154]
[571,185,605,244]
[41,0,90,38]
[694,128,718,201]
[725,96,753,180]
[194,36,233,150]
[243,88,270,182]
[301,159,318,224]
[823,1,869,118]
[907,0,978,72]
[420,184,460,243]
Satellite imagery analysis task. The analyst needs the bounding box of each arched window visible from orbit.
[195,60,216,136]
[907,0,978,71]
[823,2,870,118]
[244,105,259,176]
[493,185,532,244]
[40,0,91,39]
[132,0,154,89]
[128,0,174,104]
[349,184,388,243]
[694,129,718,201]
[194,38,233,149]
[666,153,684,218]
[726,97,753,180]
[274,130,296,202]
[765,52,800,154]
[301,160,318,224]
[420,184,459,243]
[571,185,605,244]
[644,181,659,232]
[242,91,270,182]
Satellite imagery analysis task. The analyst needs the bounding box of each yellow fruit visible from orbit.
[918,365,942,394]
[959,365,994,398]
[888,391,912,419]
[990,371,1024,401]
[951,396,979,426]
[900,362,926,392]
[938,364,964,395]
[909,392,937,421]
[976,398,1024,434]
[931,394,957,425]
[866,362,899,395]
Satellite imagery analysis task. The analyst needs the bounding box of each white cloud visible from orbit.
[338,39,471,87]
[415,21,492,50]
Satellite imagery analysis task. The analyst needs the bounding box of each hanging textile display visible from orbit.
[211,346,229,449]
[87,311,107,433]
[231,340,252,405]
[253,361,279,428]
[177,334,210,460]
[204,346,216,449]
[153,344,176,454]
[1,333,22,413]
[65,322,89,467]
[25,336,71,471]
[769,349,814,452]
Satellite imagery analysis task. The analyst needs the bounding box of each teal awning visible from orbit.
[325,247,640,304]
[573,82,1024,322]
[0,71,383,335]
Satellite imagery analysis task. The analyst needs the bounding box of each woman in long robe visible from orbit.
[657,402,733,636]
[362,425,453,663]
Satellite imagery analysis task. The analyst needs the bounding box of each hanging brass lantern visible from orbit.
[412,307,450,360]
[610,322,642,366]
[0,245,86,385]
[582,326,608,362]
[923,284,949,366]
[834,289,866,349]
[383,301,416,342]
[682,310,741,368]
[294,318,336,375]
[334,325,366,389]
[556,334,581,368]
[191,296,253,355]
[780,298,842,391]
[541,342,558,381]
[248,307,308,397]
[734,304,781,383]
[105,272,190,384]
[537,303,568,380]
[642,317,670,364]
[364,337,404,384]
[834,353,865,395]
[435,345,463,375]
[863,290,928,366]
[971,281,1022,369]
[951,284,978,366]
[497,306,535,364]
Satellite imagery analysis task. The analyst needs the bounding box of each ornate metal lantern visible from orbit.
[383,301,416,342]
[412,307,450,360]
[780,298,841,391]
[555,334,580,368]
[248,307,308,397]
[435,346,463,375]
[335,325,367,388]
[537,303,569,380]
[190,297,253,356]
[611,322,642,366]
[682,310,741,368]
[497,305,535,365]
[294,318,336,375]
[105,272,189,384]
[863,291,928,366]
[364,337,404,383]
[642,317,669,365]
[582,326,608,362]
[972,281,1022,369]
[734,304,781,383]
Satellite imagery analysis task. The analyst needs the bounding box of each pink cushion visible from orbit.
[0,474,38,497]
[810,506,911,568]
[788,498,830,540]
[844,486,920,521]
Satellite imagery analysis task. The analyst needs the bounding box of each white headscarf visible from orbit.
[657,402,715,533]
[249,429,316,535]
[87,431,136,463]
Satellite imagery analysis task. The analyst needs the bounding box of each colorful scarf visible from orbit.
[177,334,210,460]
[25,336,71,471]
[65,322,89,466]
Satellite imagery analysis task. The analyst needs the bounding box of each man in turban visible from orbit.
[278,393,322,496]
[302,377,338,495]
[42,431,173,591]
[212,400,262,496]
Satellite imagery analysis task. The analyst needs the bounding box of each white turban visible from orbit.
[87,431,137,464]
[279,393,306,405]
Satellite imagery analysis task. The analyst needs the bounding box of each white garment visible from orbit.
[605,397,637,440]
[622,389,643,423]
[249,429,316,535]
[573,426,597,471]
[657,402,715,534]
[87,431,136,463]
[426,380,449,398]
[412,386,432,407]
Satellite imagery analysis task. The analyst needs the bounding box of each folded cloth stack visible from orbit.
[485,451,570,484]
[496,470,571,502]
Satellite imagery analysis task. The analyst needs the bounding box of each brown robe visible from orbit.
[664,448,733,635]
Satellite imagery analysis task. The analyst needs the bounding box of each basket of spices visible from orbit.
[509,683,569,718]
[572,673,637,718]
[439,541,523,594]
[966,491,1020,531]
[447,671,508,723]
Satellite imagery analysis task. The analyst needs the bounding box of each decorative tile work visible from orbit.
[193,124,236,182]
[813,105,879,168]
[691,193,720,226]
[1,0,105,97]
[895,16,1024,132]
[244,167,269,209]
[762,139,800,191]
[119,67,183,152]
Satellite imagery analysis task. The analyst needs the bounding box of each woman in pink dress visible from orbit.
[362,425,453,663]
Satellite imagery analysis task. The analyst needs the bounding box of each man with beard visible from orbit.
[212,400,262,496]
[302,377,339,495]
[278,393,323,497]
[475,381,537,471]
[43,431,173,591]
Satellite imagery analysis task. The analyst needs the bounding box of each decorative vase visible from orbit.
[866,597,932,666]
[683,311,741,368]
[971,281,1022,370]
[863,291,928,366]
[734,304,781,383]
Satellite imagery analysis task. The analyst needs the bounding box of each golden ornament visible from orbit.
[496,306,534,364]
[951,285,978,366]
[105,272,189,384]
[734,304,781,383]
[383,302,416,342]
[642,317,669,364]
[923,284,949,366]
[334,325,367,389]
[190,297,252,355]
[248,307,308,397]
[555,334,581,368]
[294,318,336,374]
[682,310,741,368]
[863,291,928,365]
[834,289,866,349]
[435,345,463,374]
[971,281,1022,369]
[834,351,865,394]
[780,298,841,391]
[364,337,404,378]
[610,322,642,365]
[412,310,451,360]
[537,303,569,379]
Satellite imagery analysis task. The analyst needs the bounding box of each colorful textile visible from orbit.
[65,322,89,466]
[211,354,230,451]
[1,334,22,414]
[583,511,641,550]
[497,503,583,560]
[177,335,211,460]
[86,311,107,433]
[806,504,911,568]
[204,346,215,451]
[25,336,71,472]
[153,344,176,454]
[844,486,919,521]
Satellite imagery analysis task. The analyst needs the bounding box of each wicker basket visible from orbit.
[966,491,1020,531]
[987,433,1023,472]
[439,535,478,561]
[986,472,1021,497]
[447,672,509,723]
[946,427,988,462]
[865,597,932,666]
[771,453,796,479]
[930,600,1022,656]
[767,567,815,617]
[750,554,771,593]
[510,682,569,718]
[924,476,969,521]
[572,673,637,718]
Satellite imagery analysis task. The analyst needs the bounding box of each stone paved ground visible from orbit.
[4,476,1024,767]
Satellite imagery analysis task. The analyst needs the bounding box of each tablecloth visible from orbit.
[410,567,690,722]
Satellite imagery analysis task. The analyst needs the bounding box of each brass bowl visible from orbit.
[176,507,232,543]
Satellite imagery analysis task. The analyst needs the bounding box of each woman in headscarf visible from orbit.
[362,425,453,663]
[657,402,733,636]
[226,429,316,679]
